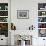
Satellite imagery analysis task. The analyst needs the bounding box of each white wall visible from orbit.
[11,0,46,30]
[11,0,46,46]
[11,0,38,30]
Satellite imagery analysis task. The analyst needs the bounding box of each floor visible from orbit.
[0,45,8,46]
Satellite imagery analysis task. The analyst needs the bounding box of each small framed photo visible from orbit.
[5,6,8,10]
[17,10,29,19]
[38,29,46,37]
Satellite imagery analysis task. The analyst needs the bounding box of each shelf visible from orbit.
[38,3,46,37]
[0,10,8,11]
[0,16,8,17]
[0,3,8,37]
[38,28,46,29]
[38,15,46,17]
[38,10,46,11]
[0,22,8,23]
[38,22,46,23]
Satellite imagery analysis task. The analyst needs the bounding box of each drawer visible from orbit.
[0,37,8,45]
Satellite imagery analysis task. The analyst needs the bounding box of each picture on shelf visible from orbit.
[0,3,8,10]
[38,29,46,37]
[0,23,8,37]
[0,6,1,10]
[38,3,46,10]
[38,11,46,16]
[38,23,46,28]
[0,17,8,22]
[5,6,8,10]
[38,17,46,22]
[0,11,8,16]
[17,10,29,19]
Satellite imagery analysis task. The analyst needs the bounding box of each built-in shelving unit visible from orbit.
[38,3,46,37]
[0,3,8,37]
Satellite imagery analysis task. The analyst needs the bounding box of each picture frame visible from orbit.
[38,29,46,37]
[11,23,16,30]
[5,6,8,10]
[17,10,29,19]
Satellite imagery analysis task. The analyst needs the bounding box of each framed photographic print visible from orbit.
[17,10,29,19]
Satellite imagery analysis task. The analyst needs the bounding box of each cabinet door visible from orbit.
[38,38,46,46]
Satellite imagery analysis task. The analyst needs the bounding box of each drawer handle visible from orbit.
[43,39,45,40]
[1,39,3,40]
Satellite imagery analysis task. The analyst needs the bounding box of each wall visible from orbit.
[11,0,38,30]
[11,0,46,46]
[11,0,46,30]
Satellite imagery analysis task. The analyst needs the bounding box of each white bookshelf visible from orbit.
[0,3,8,23]
[38,3,46,37]
[38,3,46,28]
[0,3,8,38]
